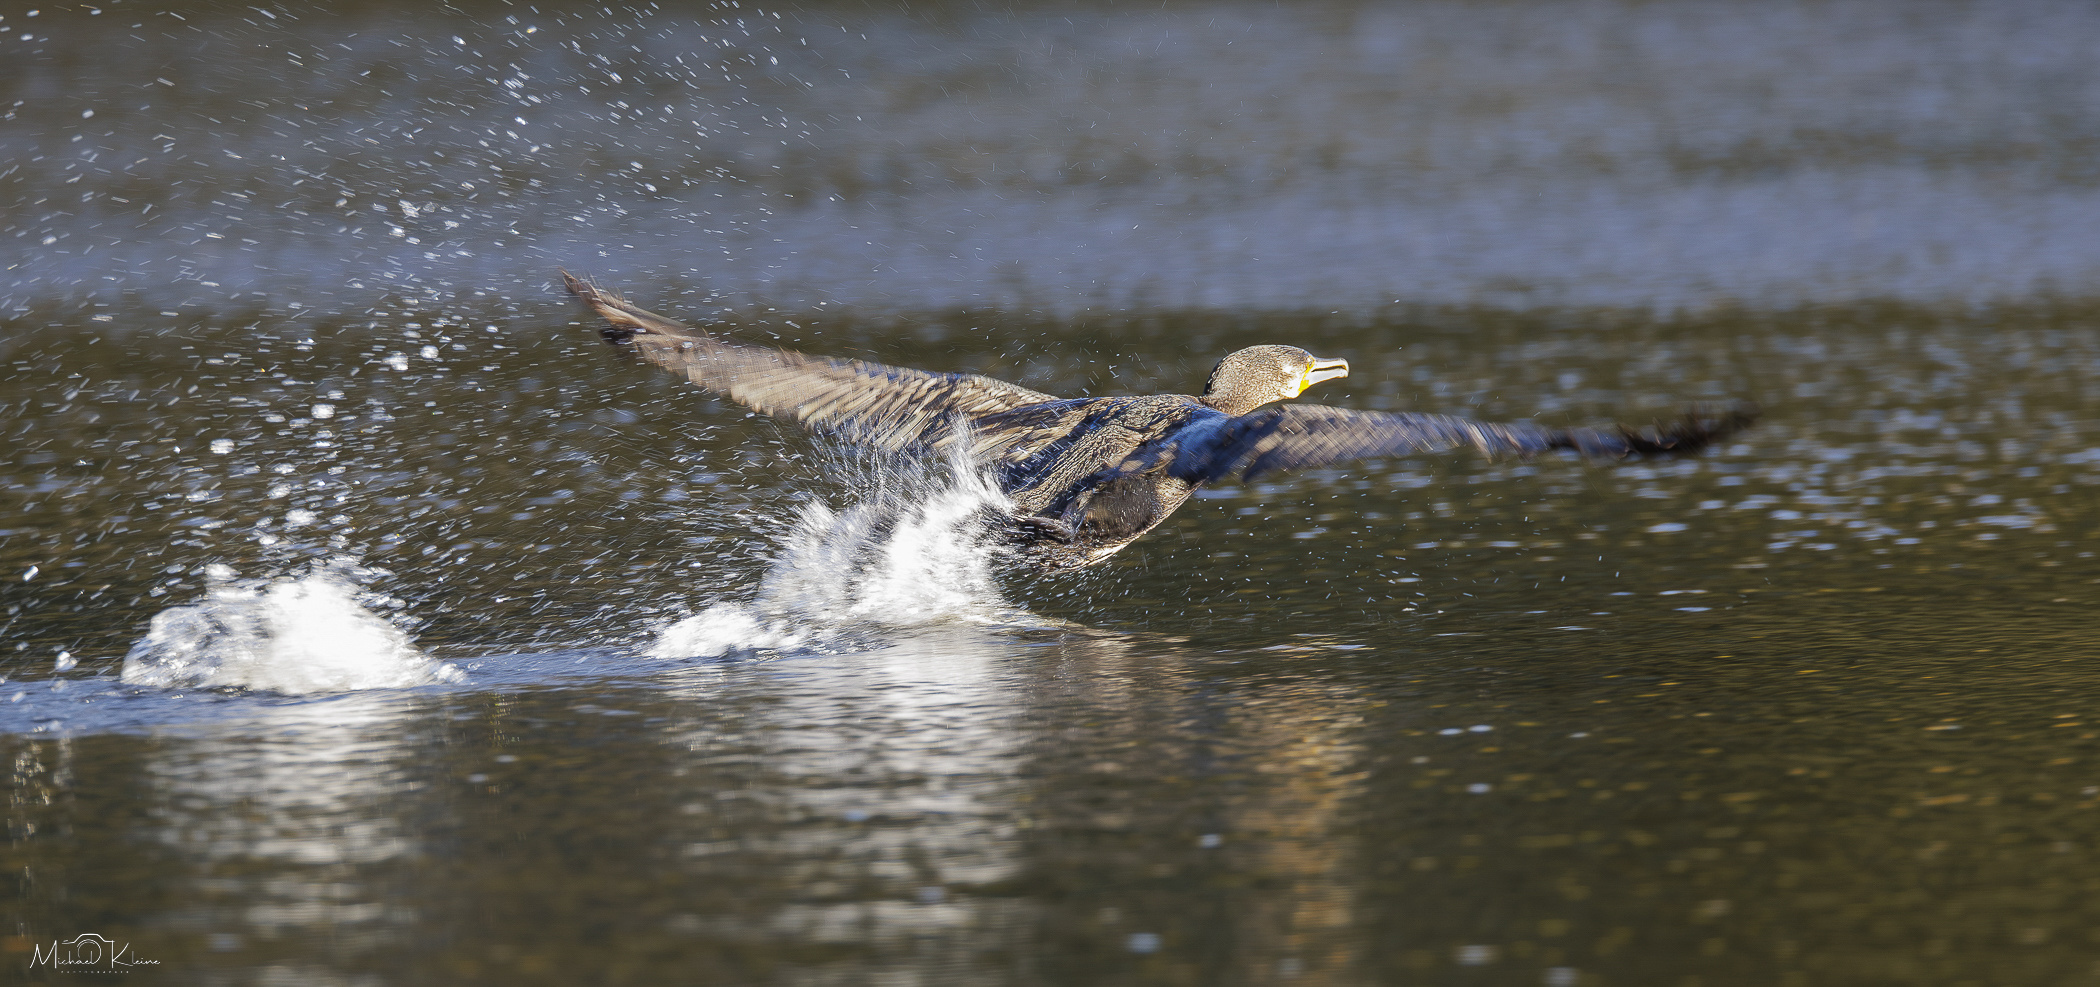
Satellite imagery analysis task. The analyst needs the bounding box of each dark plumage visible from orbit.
[563,273,1758,568]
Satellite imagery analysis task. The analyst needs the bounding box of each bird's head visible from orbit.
[1200,345,1350,416]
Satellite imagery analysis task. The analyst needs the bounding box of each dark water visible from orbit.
[7,2,2100,984]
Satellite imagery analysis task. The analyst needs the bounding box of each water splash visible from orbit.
[651,451,1019,659]
[121,564,462,694]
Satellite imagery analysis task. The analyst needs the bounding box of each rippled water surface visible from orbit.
[8,2,2100,984]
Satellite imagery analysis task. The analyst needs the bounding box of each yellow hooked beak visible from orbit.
[1299,356,1350,395]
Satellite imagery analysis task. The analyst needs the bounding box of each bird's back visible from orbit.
[979,394,1219,564]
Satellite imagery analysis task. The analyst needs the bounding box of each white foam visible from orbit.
[121,565,462,694]
[651,452,1016,659]
[648,605,810,659]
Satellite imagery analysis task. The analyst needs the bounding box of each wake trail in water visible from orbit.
[651,447,1025,659]
[121,564,462,694]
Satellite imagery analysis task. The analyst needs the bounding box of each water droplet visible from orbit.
[1455,944,1498,965]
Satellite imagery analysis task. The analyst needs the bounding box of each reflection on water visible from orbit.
[8,0,2100,984]
[651,630,1037,978]
[142,694,425,984]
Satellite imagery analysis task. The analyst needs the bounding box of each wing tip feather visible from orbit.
[1629,401,1761,457]
[558,268,696,341]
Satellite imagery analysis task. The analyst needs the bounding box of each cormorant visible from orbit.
[563,273,1756,568]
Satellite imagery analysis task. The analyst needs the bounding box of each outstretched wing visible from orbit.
[1161,403,1758,483]
[564,272,1060,450]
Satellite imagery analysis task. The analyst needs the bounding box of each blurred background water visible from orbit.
[5,1,2100,985]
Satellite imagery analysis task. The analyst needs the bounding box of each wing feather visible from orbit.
[1165,404,1758,483]
[565,272,1060,450]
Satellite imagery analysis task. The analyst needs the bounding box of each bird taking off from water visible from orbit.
[563,273,1756,568]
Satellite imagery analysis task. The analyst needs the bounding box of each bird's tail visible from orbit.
[1557,402,1761,458]
[560,269,700,340]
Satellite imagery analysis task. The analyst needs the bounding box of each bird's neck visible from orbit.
[1200,393,1274,417]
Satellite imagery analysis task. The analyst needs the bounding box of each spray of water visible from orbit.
[650,446,1021,659]
[121,563,462,694]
